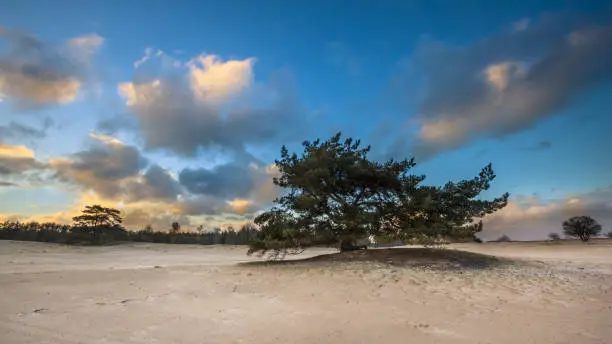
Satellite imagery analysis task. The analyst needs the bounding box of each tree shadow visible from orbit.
[241,247,512,271]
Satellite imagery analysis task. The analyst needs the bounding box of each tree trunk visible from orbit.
[339,238,362,252]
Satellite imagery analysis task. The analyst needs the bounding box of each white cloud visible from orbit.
[133,47,166,68]
[88,130,123,145]
[188,54,255,104]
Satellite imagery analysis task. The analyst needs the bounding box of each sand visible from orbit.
[0,240,611,344]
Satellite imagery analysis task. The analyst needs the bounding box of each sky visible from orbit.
[0,0,611,240]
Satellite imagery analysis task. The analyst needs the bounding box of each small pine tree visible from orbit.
[72,205,123,228]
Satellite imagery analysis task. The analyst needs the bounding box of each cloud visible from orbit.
[134,47,164,68]
[0,143,35,158]
[114,53,307,156]
[175,194,229,216]
[392,13,612,159]
[481,186,612,240]
[0,27,102,106]
[42,129,280,226]
[50,135,184,202]
[0,181,18,187]
[179,163,259,199]
[122,208,190,231]
[0,118,53,141]
[52,141,147,196]
[177,160,280,214]
[133,47,181,69]
[0,143,46,175]
[175,161,280,218]
[68,33,104,48]
[88,130,123,145]
[123,164,183,202]
[188,54,255,104]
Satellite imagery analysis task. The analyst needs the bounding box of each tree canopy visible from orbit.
[562,216,602,242]
[248,132,509,257]
[171,222,181,234]
[72,204,123,228]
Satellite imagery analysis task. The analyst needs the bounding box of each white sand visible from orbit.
[1,240,610,344]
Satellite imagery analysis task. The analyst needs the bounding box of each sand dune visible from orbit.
[1,240,611,343]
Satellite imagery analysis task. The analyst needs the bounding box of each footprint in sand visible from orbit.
[409,322,465,339]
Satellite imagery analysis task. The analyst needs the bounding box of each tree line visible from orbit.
[0,205,260,246]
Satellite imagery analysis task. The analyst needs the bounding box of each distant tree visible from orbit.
[143,224,154,232]
[170,222,181,234]
[607,231,612,239]
[496,234,511,242]
[72,205,123,228]
[249,132,509,257]
[548,232,561,241]
[562,216,602,242]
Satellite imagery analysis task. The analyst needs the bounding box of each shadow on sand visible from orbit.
[241,247,512,271]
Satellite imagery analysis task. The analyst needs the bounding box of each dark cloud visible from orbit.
[50,138,185,203]
[176,195,229,216]
[0,156,45,175]
[52,141,148,199]
[48,134,276,219]
[0,141,50,191]
[72,144,145,180]
[114,58,309,157]
[0,117,54,141]
[179,163,257,199]
[0,26,102,107]
[0,181,18,187]
[176,160,279,216]
[391,11,612,160]
[124,164,182,202]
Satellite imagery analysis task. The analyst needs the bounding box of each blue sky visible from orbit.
[1,0,611,240]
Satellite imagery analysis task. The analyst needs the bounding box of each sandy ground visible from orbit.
[0,240,611,344]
